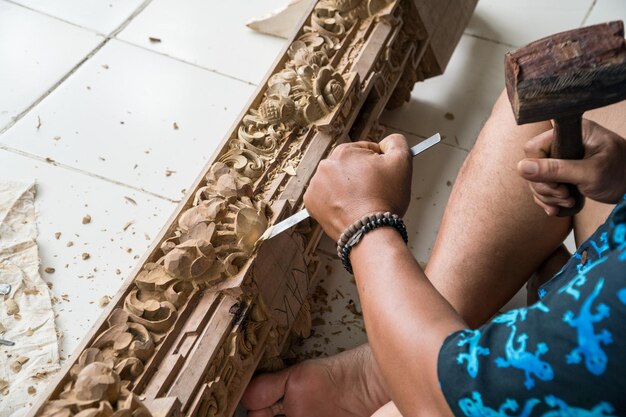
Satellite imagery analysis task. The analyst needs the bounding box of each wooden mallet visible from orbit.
[505,21,626,216]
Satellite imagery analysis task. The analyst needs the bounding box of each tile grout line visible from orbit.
[462,32,518,49]
[0,0,155,137]
[3,0,106,35]
[580,0,598,26]
[113,38,258,87]
[0,144,180,204]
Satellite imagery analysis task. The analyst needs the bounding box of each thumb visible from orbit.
[379,134,409,154]
[517,158,587,185]
[241,368,290,411]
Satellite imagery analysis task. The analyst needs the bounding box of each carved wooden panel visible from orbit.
[30,1,476,416]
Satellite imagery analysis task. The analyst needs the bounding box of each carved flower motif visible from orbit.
[314,67,345,112]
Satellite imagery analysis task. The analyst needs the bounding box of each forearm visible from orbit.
[351,228,466,417]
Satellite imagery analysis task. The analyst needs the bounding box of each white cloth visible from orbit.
[0,181,60,416]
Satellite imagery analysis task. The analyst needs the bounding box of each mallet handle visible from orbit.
[552,115,585,217]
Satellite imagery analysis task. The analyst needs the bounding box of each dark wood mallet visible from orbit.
[505,20,626,216]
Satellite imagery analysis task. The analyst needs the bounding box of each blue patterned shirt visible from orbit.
[438,195,626,417]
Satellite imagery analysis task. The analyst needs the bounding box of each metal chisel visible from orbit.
[260,133,441,241]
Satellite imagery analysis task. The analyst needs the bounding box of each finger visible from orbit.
[524,129,553,159]
[532,192,575,208]
[241,369,290,411]
[532,182,570,200]
[517,158,587,186]
[379,133,410,156]
[533,195,559,216]
[379,134,411,170]
[328,142,379,160]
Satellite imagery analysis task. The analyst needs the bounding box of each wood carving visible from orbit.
[32,1,476,416]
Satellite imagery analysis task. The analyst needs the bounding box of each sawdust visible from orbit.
[44,267,55,274]
[81,253,90,260]
[82,214,91,224]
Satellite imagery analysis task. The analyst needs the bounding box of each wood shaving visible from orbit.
[115,269,121,275]
[0,378,8,395]
[6,299,19,316]
[123,221,134,231]
[61,294,69,302]
[36,116,41,129]
[23,287,40,296]
[54,232,61,239]
[149,36,162,43]
[66,241,74,247]
[283,165,297,176]
[173,122,179,130]
[98,295,111,308]
[81,252,90,260]
[82,214,91,224]
[102,64,109,69]
[28,386,36,395]
[10,356,29,373]
[124,196,137,205]
[165,169,176,177]
[44,267,55,274]
[53,136,61,141]
[0,323,5,333]
[45,157,55,164]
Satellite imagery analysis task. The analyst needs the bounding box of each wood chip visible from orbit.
[0,379,8,395]
[66,241,74,247]
[283,165,297,176]
[0,323,5,333]
[6,299,19,316]
[10,356,29,373]
[102,64,109,69]
[149,36,162,43]
[165,169,176,177]
[115,269,121,275]
[53,136,61,141]
[54,232,61,239]
[124,196,137,205]
[36,116,42,129]
[98,295,111,308]
[82,214,91,224]
[23,287,39,296]
[173,122,179,130]
[44,267,55,274]
[123,220,134,231]
[27,386,36,395]
[82,252,90,260]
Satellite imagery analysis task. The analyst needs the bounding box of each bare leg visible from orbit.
[426,90,570,326]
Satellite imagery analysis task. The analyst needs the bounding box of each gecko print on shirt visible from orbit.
[458,392,540,417]
[563,278,612,376]
[541,396,616,417]
[495,325,553,389]
[456,330,490,378]
[437,194,626,417]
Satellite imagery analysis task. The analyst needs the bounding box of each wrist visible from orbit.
[337,212,408,274]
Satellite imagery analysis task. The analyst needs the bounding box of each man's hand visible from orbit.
[517,120,626,216]
[303,134,412,241]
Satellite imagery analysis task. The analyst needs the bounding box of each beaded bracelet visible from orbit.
[336,212,409,274]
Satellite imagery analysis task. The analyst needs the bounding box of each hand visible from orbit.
[517,120,626,216]
[303,134,412,241]
[242,345,390,417]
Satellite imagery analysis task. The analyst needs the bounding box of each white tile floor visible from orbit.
[1,0,625,396]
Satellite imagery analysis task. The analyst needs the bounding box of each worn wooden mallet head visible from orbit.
[505,21,626,216]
